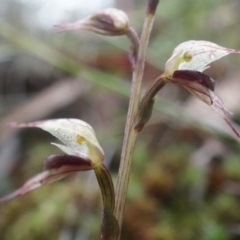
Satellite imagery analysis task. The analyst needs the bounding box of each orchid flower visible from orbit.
[54,8,139,66]
[137,40,240,136]
[0,119,119,239]
[54,8,130,36]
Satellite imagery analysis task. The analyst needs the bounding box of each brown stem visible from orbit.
[147,0,160,15]
[114,1,160,238]
[126,26,140,67]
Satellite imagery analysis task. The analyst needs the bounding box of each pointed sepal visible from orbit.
[171,70,240,137]
[0,155,94,203]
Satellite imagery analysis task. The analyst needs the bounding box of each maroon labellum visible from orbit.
[44,154,93,170]
[173,70,215,91]
[170,69,240,138]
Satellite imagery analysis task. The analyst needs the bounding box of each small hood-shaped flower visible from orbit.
[55,8,129,36]
[164,40,240,137]
[0,118,104,201]
[138,40,240,136]
[10,119,104,165]
[0,118,119,238]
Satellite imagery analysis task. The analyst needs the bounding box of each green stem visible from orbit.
[94,164,115,212]
[114,3,159,238]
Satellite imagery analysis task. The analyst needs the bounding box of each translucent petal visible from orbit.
[165,40,240,75]
[178,84,240,138]
[171,77,212,105]
[10,119,104,165]
[170,71,240,138]
[209,91,233,118]
[209,91,240,138]
[51,143,78,156]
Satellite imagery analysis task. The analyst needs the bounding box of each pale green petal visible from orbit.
[51,143,78,156]
[165,40,240,75]
[10,119,104,165]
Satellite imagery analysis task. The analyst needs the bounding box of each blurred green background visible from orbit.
[1,0,240,239]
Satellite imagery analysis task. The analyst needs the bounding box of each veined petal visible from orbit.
[171,77,212,105]
[209,92,240,138]
[165,40,240,75]
[171,70,240,138]
[209,91,233,118]
[9,119,104,165]
[0,155,94,203]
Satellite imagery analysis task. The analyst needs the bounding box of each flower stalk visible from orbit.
[135,74,168,131]
[114,1,160,237]
[126,26,140,67]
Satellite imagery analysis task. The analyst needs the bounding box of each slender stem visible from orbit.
[126,26,140,67]
[114,2,159,238]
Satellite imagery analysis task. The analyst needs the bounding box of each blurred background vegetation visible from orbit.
[1,0,240,239]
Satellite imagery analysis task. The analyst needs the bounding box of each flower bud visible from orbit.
[55,8,130,36]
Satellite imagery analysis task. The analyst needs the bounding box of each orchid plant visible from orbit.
[1,1,240,240]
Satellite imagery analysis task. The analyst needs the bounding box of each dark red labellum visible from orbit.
[173,70,215,91]
[44,155,92,170]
